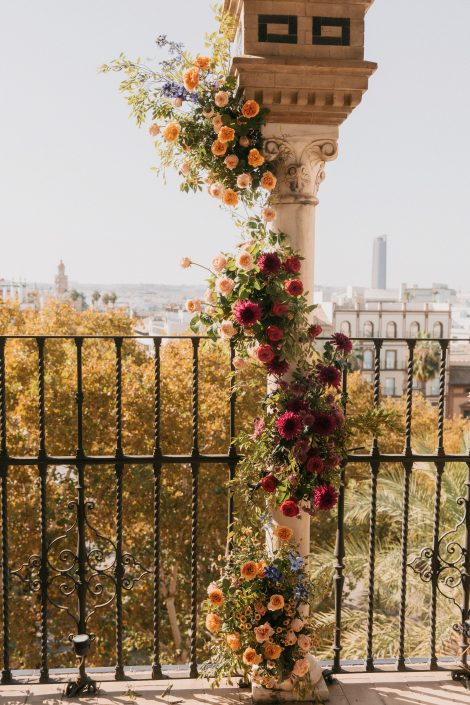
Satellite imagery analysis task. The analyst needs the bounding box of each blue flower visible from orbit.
[294,583,309,600]
[288,553,304,572]
[264,565,282,582]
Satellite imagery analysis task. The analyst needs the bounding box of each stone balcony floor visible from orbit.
[2,667,470,705]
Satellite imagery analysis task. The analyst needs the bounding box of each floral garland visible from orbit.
[201,526,317,691]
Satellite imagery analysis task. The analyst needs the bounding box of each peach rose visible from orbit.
[206,305,216,317]
[218,126,236,143]
[254,600,267,616]
[273,525,293,542]
[179,160,190,175]
[209,182,225,199]
[163,122,181,142]
[226,633,241,651]
[224,154,239,170]
[183,67,199,92]
[242,100,260,118]
[239,136,250,147]
[263,642,283,660]
[267,594,285,611]
[148,123,160,136]
[223,189,239,207]
[260,171,277,191]
[285,630,297,646]
[219,320,237,339]
[236,251,254,270]
[214,91,229,107]
[292,658,309,677]
[236,173,252,189]
[233,356,247,370]
[186,299,202,314]
[262,207,277,223]
[204,288,216,303]
[211,140,228,157]
[202,108,215,118]
[205,613,221,634]
[208,587,224,606]
[248,148,265,168]
[240,561,258,580]
[291,618,304,633]
[180,257,192,269]
[211,255,227,273]
[297,635,311,652]
[242,647,261,666]
[254,622,275,643]
[195,55,211,70]
[216,276,235,295]
[212,115,223,133]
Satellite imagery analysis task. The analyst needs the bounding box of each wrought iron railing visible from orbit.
[0,335,469,686]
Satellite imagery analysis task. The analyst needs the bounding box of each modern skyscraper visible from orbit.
[372,236,387,289]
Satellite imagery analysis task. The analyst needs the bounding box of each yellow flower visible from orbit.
[226,633,241,651]
[274,526,293,542]
[248,148,265,168]
[208,587,224,606]
[260,171,277,191]
[205,613,222,634]
[242,647,262,666]
[242,100,260,118]
[223,189,239,207]
[218,126,236,143]
[263,642,283,660]
[183,67,200,92]
[268,594,285,611]
[211,139,228,157]
[163,122,181,142]
[195,56,211,70]
[240,561,258,580]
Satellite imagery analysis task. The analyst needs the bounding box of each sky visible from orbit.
[1,1,469,289]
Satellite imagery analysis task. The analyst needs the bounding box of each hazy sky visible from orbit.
[1,1,469,289]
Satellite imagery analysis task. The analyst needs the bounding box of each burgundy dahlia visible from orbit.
[313,484,338,511]
[272,301,289,316]
[266,325,284,342]
[280,498,300,517]
[308,324,323,340]
[306,455,324,474]
[233,300,262,327]
[276,411,302,440]
[287,398,307,413]
[284,278,304,297]
[258,252,282,275]
[267,357,289,377]
[332,332,353,354]
[261,474,278,493]
[311,412,337,436]
[284,256,302,274]
[316,363,342,390]
[293,439,309,463]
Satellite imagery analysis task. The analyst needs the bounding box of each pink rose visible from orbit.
[291,618,304,633]
[204,288,216,303]
[212,255,227,273]
[254,622,275,643]
[215,276,235,296]
[186,299,202,313]
[180,257,192,269]
[236,251,254,270]
[209,183,224,199]
[219,320,236,338]
[233,356,247,370]
[236,173,252,189]
[262,207,276,223]
[212,115,223,133]
[285,630,297,646]
[292,658,309,677]
[297,635,311,652]
[224,154,239,170]
[214,91,229,107]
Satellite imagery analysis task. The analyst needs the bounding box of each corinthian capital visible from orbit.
[263,124,339,205]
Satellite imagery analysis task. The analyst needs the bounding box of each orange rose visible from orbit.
[208,587,224,606]
[148,123,160,136]
[226,633,241,651]
[242,647,262,666]
[248,148,265,168]
[263,642,283,660]
[163,122,181,142]
[273,526,293,542]
[260,171,277,191]
[223,189,239,207]
[183,67,200,92]
[205,613,222,634]
[267,594,285,611]
[240,560,258,580]
[242,100,260,118]
[257,561,267,578]
[218,126,236,143]
[211,140,228,157]
[195,55,211,70]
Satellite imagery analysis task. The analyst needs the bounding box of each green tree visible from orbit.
[414,334,441,393]
[91,290,101,307]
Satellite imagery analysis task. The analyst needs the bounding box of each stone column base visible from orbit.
[252,656,329,702]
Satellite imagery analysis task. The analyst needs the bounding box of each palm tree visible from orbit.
[108,291,117,308]
[101,293,110,308]
[91,290,100,307]
[413,334,441,394]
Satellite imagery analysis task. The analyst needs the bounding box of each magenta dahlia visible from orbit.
[311,412,337,436]
[332,332,353,354]
[316,363,342,390]
[313,484,338,511]
[258,252,282,275]
[276,411,302,440]
[233,300,262,327]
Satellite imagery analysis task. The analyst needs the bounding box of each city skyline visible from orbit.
[1,1,469,288]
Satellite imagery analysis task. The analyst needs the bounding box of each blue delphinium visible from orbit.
[288,553,304,572]
[264,565,282,582]
[294,583,309,600]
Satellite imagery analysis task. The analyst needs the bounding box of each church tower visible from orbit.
[54,260,69,297]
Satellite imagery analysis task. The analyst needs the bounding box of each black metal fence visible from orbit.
[0,335,469,685]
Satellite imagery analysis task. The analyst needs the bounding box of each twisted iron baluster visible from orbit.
[0,337,11,685]
[333,368,348,673]
[37,337,49,683]
[114,337,125,680]
[366,339,382,672]
[227,341,237,555]
[152,338,164,680]
[398,340,415,671]
[430,340,448,670]
[190,338,199,678]
[460,460,470,668]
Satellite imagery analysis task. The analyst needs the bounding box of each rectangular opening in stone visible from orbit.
[312,16,351,46]
[258,14,298,44]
